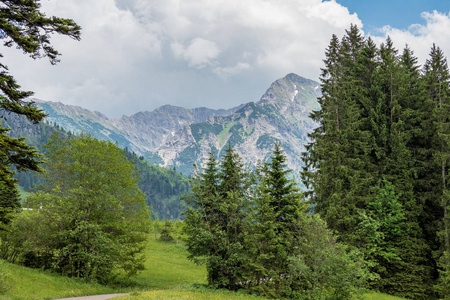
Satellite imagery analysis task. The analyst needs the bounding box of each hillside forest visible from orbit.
[1,14,450,300]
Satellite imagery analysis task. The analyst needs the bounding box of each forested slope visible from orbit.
[3,112,190,219]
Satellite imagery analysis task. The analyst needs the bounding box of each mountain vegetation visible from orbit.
[123,150,191,220]
[302,25,450,298]
[2,112,191,219]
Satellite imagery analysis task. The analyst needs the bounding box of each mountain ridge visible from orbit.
[32,73,320,175]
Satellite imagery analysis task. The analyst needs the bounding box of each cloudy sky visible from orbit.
[4,0,450,117]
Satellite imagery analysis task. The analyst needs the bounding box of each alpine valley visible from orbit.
[32,73,320,175]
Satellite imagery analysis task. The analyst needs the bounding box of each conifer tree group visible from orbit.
[184,143,365,298]
[302,25,450,298]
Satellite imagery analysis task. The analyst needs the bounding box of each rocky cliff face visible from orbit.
[35,100,240,155]
[161,73,320,174]
[33,73,320,175]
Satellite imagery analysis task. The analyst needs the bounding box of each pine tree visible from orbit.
[184,146,250,290]
[302,27,434,297]
[303,25,377,245]
[422,44,450,298]
[0,180,20,227]
[250,142,306,297]
[0,1,81,187]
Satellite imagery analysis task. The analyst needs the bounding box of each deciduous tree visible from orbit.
[24,134,150,282]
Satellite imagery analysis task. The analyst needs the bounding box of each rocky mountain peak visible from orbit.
[31,73,321,175]
[258,73,320,109]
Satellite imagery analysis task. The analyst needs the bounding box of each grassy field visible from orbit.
[0,233,407,300]
[130,236,206,289]
[0,261,118,300]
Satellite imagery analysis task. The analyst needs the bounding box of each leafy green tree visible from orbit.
[159,221,175,243]
[23,134,150,282]
[288,215,367,300]
[357,179,407,289]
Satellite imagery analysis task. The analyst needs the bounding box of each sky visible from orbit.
[3,0,450,118]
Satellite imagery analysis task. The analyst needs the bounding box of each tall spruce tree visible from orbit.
[303,27,436,298]
[184,146,250,290]
[249,142,306,297]
[302,25,370,244]
[422,44,450,297]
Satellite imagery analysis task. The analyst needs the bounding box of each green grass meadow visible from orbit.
[0,233,407,300]
[0,261,117,300]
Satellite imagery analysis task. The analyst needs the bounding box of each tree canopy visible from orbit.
[0,0,81,220]
[18,134,151,282]
[302,25,450,298]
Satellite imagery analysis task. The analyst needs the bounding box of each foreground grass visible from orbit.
[117,289,264,300]
[363,293,407,300]
[118,290,405,300]
[0,233,407,300]
[0,261,118,300]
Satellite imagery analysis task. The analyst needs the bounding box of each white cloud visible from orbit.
[371,11,450,66]
[172,38,220,68]
[213,62,251,79]
[3,0,364,117]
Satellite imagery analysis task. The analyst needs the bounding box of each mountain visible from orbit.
[36,100,241,157]
[33,73,320,175]
[3,113,191,219]
[159,73,320,174]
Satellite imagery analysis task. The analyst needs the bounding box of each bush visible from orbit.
[287,215,367,299]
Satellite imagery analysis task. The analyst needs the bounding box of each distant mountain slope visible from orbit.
[33,73,320,175]
[157,73,321,174]
[4,112,191,219]
[35,100,241,156]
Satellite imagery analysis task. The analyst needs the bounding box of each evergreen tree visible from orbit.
[302,25,371,245]
[0,1,80,223]
[249,142,306,297]
[0,180,20,227]
[184,147,250,290]
[373,40,432,297]
[357,179,407,289]
[0,1,81,182]
[422,44,450,297]
[302,27,435,297]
